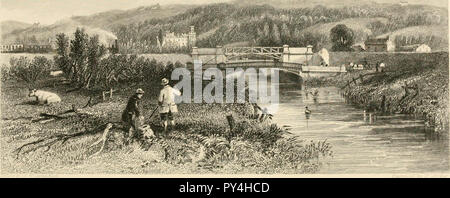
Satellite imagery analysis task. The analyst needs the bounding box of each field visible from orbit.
[1,76,332,175]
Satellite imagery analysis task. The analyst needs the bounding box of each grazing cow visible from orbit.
[28,89,61,104]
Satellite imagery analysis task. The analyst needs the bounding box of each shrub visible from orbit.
[8,56,52,86]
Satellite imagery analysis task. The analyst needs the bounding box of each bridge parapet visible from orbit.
[192,45,314,65]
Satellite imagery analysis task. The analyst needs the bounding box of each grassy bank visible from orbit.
[306,52,449,133]
[1,78,332,174]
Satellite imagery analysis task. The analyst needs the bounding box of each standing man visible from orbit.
[159,78,181,132]
[122,88,145,142]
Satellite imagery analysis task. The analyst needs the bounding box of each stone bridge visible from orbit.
[190,45,346,79]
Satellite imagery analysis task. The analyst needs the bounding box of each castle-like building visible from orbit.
[157,26,196,48]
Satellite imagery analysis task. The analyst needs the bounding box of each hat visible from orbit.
[161,78,169,85]
[136,88,145,94]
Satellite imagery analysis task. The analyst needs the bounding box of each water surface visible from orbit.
[272,86,449,174]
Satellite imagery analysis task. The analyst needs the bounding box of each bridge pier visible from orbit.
[215,46,227,64]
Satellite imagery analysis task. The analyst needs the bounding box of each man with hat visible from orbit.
[158,78,181,132]
[122,88,145,142]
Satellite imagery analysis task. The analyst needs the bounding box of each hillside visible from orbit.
[0,4,195,45]
[233,0,448,9]
[72,4,195,30]
[0,2,447,53]
[1,19,117,45]
[233,0,377,9]
[0,20,32,36]
[300,17,389,48]
[378,25,449,51]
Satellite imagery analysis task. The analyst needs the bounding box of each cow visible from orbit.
[28,89,61,104]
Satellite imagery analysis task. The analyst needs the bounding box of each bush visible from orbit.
[8,56,52,86]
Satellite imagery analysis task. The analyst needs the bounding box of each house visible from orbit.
[158,26,196,49]
[351,43,365,52]
[398,44,432,53]
[364,36,395,52]
[0,44,24,53]
[415,44,432,53]
[399,1,408,6]
[1,43,53,53]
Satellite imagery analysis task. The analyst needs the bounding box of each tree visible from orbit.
[330,24,354,51]
[9,56,52,86]
[30,35,38,44]
[69,28,89,83]
[280,23,291,45]
[54,33,70,77]
[272,24,281,46]
[158,29,164,47]
[85,35,106,88]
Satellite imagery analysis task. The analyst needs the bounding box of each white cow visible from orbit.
[28,89,61,104]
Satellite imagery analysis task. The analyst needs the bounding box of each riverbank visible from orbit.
[1,79,332,174]
[305,52,449,133]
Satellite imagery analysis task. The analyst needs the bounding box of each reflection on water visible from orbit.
[272,86,449,174]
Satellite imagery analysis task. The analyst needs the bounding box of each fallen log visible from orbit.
[89,123,114,156]
[14,123,117,158]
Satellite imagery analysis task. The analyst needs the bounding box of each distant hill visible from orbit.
[1,1,447,53]
[0,4,195,45]
[233,0,448,9]
[72,4,195,30]
[1,20,32,36]
[300,17,389,48]
[1,18,117,45]
[233,0,377,9]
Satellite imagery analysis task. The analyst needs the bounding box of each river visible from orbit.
[272,86,449,174]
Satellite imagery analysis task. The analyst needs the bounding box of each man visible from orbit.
[379,62,386,72]
[158,78,181,132]
[122,88,145,142]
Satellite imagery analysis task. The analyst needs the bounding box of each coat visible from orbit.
[122,94,143,123]
[158,85,181,113]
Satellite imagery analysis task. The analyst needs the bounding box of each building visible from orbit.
[0,44,24,53]
[310,48,329,66]
[158,26,196,48]
[398,44,432,53]
[399,1,408,6]
[351,43,366,52]
[364,36,395,52]
[1,43,52,53]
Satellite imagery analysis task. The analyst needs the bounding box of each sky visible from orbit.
[0,0,448,25]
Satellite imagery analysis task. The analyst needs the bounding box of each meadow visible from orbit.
[0,55,332,175]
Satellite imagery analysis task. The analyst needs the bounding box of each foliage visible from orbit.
[111,3,447,52]
[8,56,53,86]
[330,24,354,51]
[54,28,107,88]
